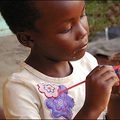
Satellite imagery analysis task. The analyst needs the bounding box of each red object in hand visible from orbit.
[59,65,120,96]
[114,65,120,74]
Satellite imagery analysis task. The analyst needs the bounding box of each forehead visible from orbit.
[34,1,85,11]
[33,1,85,23]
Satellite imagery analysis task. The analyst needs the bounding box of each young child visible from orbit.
[0,1,120,119]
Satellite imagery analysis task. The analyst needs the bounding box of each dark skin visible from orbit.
[17,1,120,119]
[19,1,88,78]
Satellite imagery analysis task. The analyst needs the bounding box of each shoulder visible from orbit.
[84,52,98,64]
[3,69,36,94]
[3,70,41,119]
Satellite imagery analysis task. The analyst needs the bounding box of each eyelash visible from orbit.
[61,14,86,34]
[80,13,86,18]
[62,26,72,33]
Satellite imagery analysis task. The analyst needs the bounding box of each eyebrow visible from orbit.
[80,3,86,17]
[55,3,86,27]
[81,4,85,14]
[63,4,86,23]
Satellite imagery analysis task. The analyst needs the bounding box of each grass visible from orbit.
[86,1,120,40]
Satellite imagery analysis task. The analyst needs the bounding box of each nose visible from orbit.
[75,22,87,41]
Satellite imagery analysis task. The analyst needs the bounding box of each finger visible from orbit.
[98,71,119,83]
[105,76,119,87]
[88,65,104,77]
[89,65,114,80]
[98,65,114,75]
[91,67,119,84]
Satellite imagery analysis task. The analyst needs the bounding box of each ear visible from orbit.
[16,32,34,48]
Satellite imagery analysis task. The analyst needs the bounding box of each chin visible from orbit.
[70,51,86,61]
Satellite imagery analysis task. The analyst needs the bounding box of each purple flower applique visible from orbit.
[45,85,74,119]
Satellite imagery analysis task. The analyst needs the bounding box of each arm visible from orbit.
[107,68,120,119]
[74,103,103,119]
[107,94,120,119]
[74,65,119,119]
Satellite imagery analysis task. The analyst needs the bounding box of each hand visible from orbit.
[112,68,120,94]
[84,65,119,114]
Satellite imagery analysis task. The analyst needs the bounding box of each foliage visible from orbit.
[86,1,120,40]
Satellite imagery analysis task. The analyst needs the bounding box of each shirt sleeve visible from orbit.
[3,78,41,119]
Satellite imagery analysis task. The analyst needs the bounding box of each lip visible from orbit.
[72,43,88,59]
[74,43,88,54]
[78,36,88,50]
[80,43,88,50]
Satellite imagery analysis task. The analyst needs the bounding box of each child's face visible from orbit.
[30,1,89,61]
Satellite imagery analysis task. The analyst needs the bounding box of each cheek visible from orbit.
[55,34,75,50]
[55,38,76,58]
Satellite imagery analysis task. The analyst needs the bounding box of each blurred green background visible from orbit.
[86,0,120,40]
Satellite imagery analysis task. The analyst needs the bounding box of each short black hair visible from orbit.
[0,1,41,34]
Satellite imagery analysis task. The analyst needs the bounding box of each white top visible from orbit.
[3,52,106,119]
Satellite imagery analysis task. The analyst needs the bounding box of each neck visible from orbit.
[25,53,72,78]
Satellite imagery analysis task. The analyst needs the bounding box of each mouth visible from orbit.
[73,43,88,56]
[80,43,88,50]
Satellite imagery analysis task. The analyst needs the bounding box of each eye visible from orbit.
[80,13,86,19]
[60,24,72,34]
[80,8,86,18]
[61,27,72,33]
